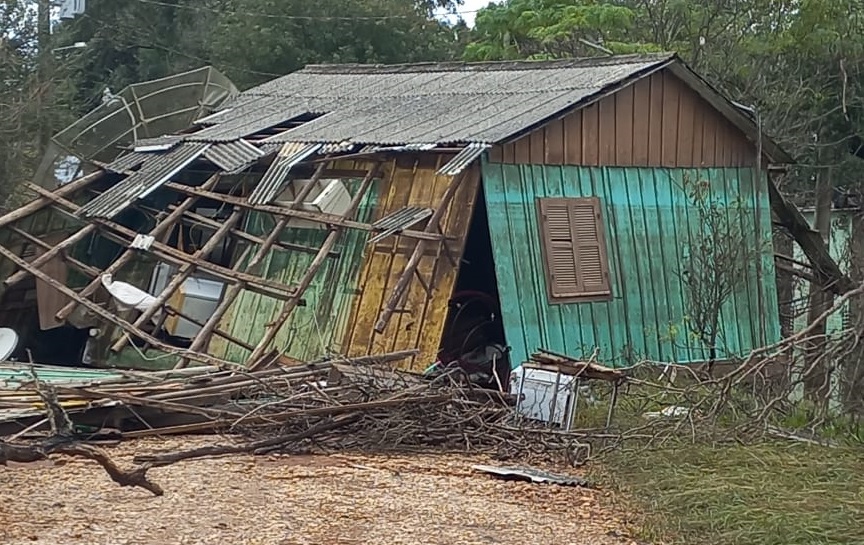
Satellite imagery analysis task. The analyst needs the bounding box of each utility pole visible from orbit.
[37,0,54,155]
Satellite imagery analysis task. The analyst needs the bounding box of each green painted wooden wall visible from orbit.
[211,180,379,363]
[481,163,781,368]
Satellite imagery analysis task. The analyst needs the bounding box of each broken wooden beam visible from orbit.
[4,224,97,287]
[246,166,380,369]
[110,209,244,353]
[179,163,331,365]
[163,182,445,242]
[0,239,235,368]
[26,183,300,302]
[0,170,103,230]
[54,173,223,322]
[768,175,854,294]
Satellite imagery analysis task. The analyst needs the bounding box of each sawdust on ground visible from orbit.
[0,436,640,545]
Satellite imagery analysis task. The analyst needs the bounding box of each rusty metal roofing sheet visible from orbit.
[203,139,264,173]
[80,143,210,219]
[248,142,321,205]
[105,151,151,173]
[437,143,490,176]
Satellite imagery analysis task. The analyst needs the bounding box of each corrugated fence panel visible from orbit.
[482,162,781,368]
[211,178,379,364]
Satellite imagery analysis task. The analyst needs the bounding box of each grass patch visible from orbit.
[595,442,864,545]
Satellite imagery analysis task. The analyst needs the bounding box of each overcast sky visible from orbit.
[436,0,498,27]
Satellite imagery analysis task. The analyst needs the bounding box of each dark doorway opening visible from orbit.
[435,181,510,390]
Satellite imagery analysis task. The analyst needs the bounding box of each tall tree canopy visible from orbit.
[2,0,864,200]
[464,0,864,189]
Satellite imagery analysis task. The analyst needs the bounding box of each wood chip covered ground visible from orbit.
[0,437,636,545]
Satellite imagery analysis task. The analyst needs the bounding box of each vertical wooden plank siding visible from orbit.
[488,69,757,169]
[482,162,781,368]
[342,158,481,370]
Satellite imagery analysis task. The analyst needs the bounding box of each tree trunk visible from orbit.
[804,166,834,404]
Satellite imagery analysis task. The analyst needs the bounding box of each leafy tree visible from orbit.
[206,0,467,89]
[464,0,660,60]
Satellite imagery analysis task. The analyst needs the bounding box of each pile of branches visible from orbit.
[580,283,864,452]
[0,349,593,496]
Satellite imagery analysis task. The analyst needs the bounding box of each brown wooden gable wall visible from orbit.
[488,69,757,168]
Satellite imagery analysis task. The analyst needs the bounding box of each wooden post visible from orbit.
[109,209,244,353]
[54,173,221,322]
[246,167,380,369]
[178,163,331,363]
[374,170,468,333]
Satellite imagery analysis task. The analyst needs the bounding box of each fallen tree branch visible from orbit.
[0,440,163,496]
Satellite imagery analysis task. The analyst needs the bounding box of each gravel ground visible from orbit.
[0,437,638,545]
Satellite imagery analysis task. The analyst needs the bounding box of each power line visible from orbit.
[80,13,284,79]
[133,0,485,21]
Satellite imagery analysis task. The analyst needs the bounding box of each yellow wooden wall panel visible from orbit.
[344,157,481,370]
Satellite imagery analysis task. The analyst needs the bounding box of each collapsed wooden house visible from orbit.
[0,53,849,376]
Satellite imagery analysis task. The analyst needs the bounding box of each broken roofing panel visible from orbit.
[105,151,151,174]
[437,143,490,176]
[368,206,433,245]
[203,140,264,173]
[247,142,322,205]
[79,143,210,219]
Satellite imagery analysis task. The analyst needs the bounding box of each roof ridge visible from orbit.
[298,52,676,74]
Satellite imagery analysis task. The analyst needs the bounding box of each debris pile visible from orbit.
[0,349,598,495]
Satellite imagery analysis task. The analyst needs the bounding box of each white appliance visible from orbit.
[510,366,576,428]
[275,179,353,229]
[149,263,225,339]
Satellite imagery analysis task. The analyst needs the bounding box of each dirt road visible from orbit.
[0,437,637,545]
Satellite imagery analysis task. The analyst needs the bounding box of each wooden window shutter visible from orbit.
[538,197,611,302]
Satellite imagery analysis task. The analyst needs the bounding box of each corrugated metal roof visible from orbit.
[80,143,210,219]
[437,143,490,176]
[368,206,432,244]
[105,53,791,163]
[176,54,675,147]
[248,142,322,205]
[203,139,264,173]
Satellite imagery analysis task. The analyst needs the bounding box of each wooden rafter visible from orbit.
[55,173,223,322]
[163,182,445,242]
[0,240,235,368]
[109,209,245,353]
[246,165,381,370]
[26,183,299,302]
[178,162,331,366]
